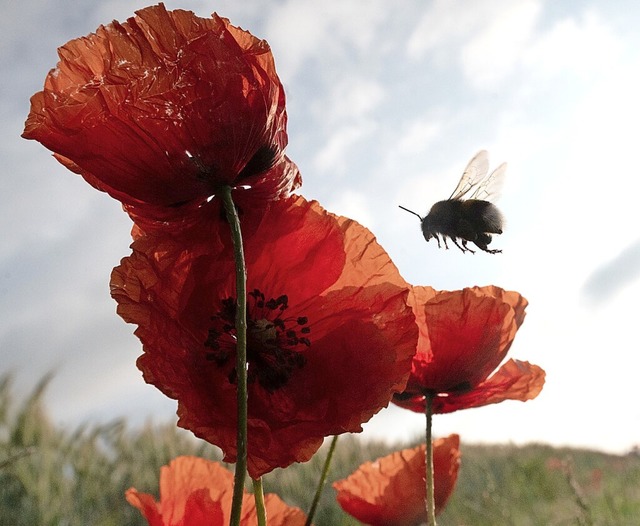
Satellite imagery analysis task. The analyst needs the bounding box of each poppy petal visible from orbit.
[395,285,541,415]
[111,195,417,477]
[126,456,306,525]
[182,490,224,526]
[334,434,461,525]
[395,359,545,414]
[433,358,546,413]
[125,489,165,526]
[240,494,307,525]
[418,288,519,391]
[23,4,296,220]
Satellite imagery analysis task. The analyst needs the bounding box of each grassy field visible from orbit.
[1,375,638,525]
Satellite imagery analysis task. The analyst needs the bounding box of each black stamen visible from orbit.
[236,145,278,181]
[204,289,312,392]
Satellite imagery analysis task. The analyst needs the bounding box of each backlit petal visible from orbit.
[127,456,306,525]
[394,286,543,414]
[112,195,417,477]
[23,4,296,221]
[334,435,461,525]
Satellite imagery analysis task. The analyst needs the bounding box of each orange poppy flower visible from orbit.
[23,4,298,221]
[333,434,461,525]
[126,456,307,525]
[111,195,418,478]
[393,286,545,414]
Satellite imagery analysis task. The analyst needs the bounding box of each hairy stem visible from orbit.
[221,186,249,526]
[306,435,339,526]
[425,393,436,526]
[253,478,267,526]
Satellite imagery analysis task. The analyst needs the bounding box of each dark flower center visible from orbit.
[204,289,310,392]
[187,144,277,186]
[236,145,278,181]
[393,380,475,406]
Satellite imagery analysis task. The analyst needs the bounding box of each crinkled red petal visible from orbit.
[23,4,295,217]
[111,195,417,477]
[334,434,461,525]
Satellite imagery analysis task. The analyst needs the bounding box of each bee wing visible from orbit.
[469,162,507,202]
[448,150,490,200]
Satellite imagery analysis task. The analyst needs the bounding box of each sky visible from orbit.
[2,0,640,455]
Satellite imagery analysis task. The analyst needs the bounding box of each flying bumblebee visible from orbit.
[399,150,506,254]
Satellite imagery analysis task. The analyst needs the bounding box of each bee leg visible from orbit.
[434,234,442,249]
[474,234,501,254]
[474,242,501,254]
[460,239,476,254]
[442,236,450,250]
[453,238,473,254]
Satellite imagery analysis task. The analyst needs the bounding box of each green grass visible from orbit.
[439,443,640,526]
[1,375,639,525]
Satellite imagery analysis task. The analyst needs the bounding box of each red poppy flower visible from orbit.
[333,434,461,525]
[111,195,418,478]
[393,286,545,414]
[126,456,307,525]
[23,4,298,221]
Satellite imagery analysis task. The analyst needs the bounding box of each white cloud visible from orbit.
[407,2,622,93]
[460,1,541,89]
[393,118,441,156]
[309,76,385,175]
[263,0,387,80]
[313,121,376,174]
[324,189,376,231]
[407,0,541,68]
[523,10,623,80]
[311,77,385,129]
[582,238,640,304]
[407,0,487,59]
[537,60,640,250]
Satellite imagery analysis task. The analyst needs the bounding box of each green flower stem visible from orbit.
[425,393,436,526]
[305,435,339,526]
[253,478,267,526]
[221,186,248,526]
